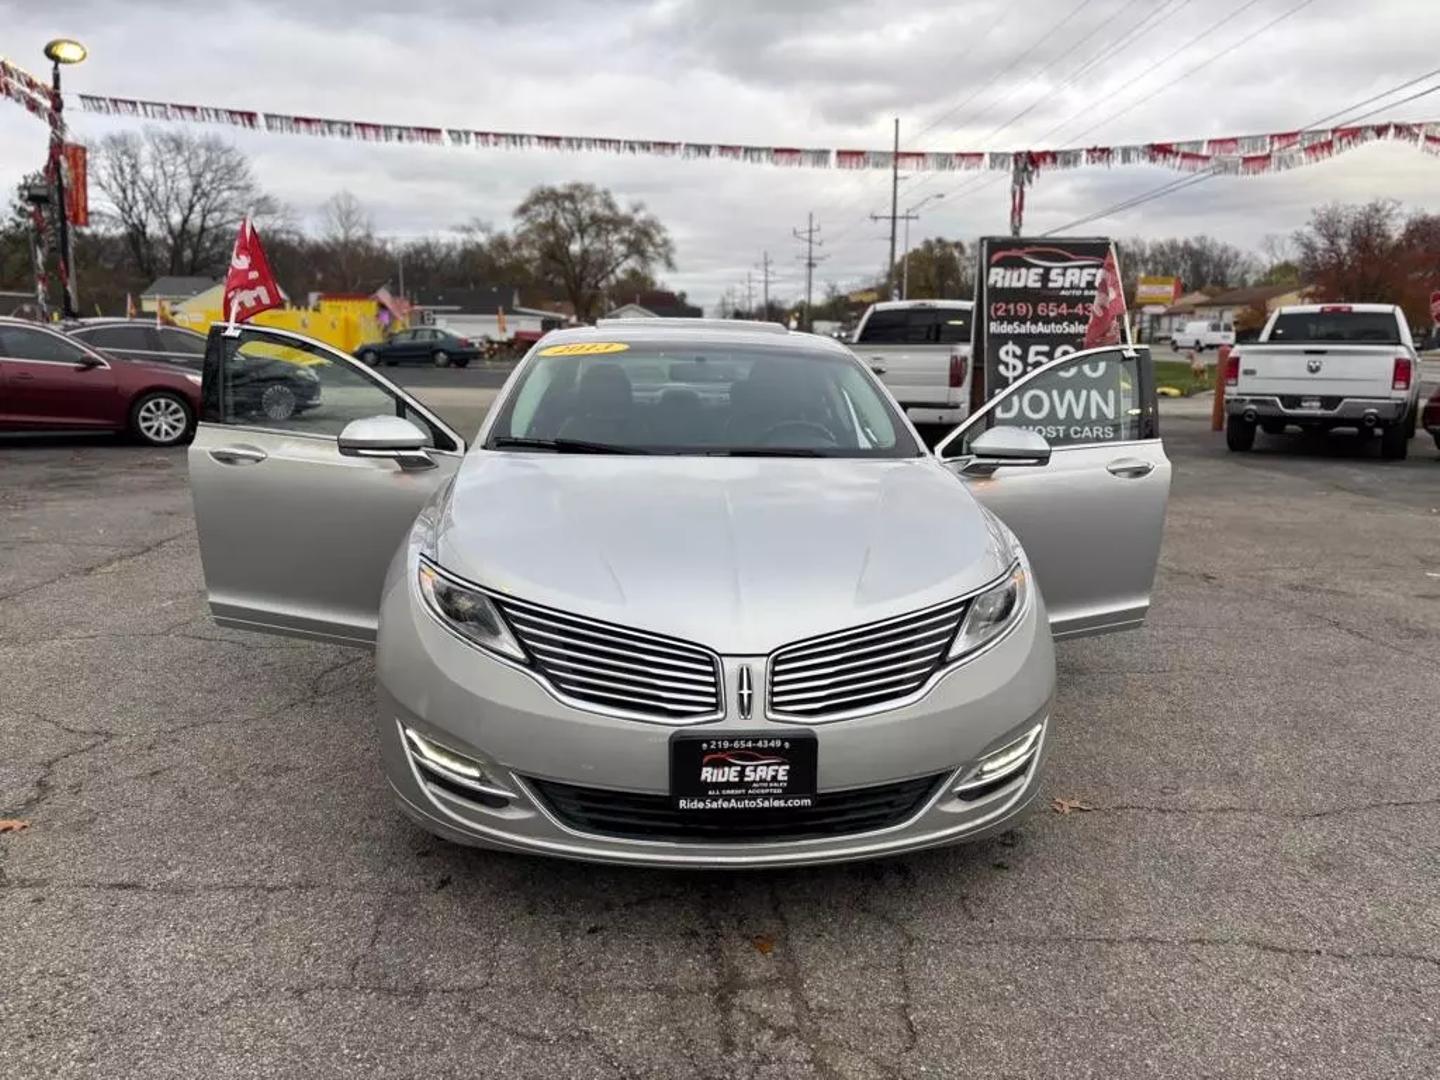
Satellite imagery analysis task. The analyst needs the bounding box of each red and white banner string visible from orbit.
[66,92,1440,175]
[0,58,58,126]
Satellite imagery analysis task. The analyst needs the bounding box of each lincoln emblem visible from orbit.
[738,666,754,720]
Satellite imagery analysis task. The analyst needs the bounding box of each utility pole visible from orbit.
[792,213,825,331]
[744,271,754,317]
[888,117,898,297]
[868,119,911,299]
[757,251,773,320]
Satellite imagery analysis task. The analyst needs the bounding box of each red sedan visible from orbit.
[0,317,202,446]
[1424,384,1440,455]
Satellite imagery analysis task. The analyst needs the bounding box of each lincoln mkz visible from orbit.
[190,320,1170,867]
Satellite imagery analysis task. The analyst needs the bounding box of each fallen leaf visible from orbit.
[1050,798,1094,816]
[751,934,776,956]
[0,818,30,834]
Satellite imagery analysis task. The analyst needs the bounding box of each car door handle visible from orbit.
[209,446,268,466]
[13,371,33,380]
[1106,457,1154,479]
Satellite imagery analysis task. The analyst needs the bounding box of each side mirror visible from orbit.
[338,415,435,470]
[76,353,106,369]
[957,426,1052,477]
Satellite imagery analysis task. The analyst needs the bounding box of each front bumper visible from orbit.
[375,564,1057,869]
[1226,395,1406,424]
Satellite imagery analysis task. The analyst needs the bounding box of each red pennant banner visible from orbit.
[223,218,283,324]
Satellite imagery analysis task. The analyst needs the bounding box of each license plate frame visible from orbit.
[669,732,818,812]
[1300,396,1323,410]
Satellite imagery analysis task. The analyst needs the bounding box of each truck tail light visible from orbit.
[948,352,968,388]
[1319,304,1352,313]
[1223,351,1240,387]
[1392,356,1413,391]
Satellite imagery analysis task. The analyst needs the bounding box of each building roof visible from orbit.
[141,276,216,300]
[604,290,703,319]
[1195,283,1312,308]
[411,285,520,315]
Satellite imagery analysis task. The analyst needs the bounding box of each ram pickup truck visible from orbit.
[1224,303,1421,459]
[846,299,972,429]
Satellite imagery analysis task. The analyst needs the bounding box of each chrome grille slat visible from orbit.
[525,640,717,686]
[505,618,716,674]
[770,640,949,684]
[769,598,969,719]
[502,603,714,664]
[770,622,958,673]
[495,597,721,721]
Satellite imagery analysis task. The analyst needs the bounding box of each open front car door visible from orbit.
[189,325,465,646]
[937,345,1171,638]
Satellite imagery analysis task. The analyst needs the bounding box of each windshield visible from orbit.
[485,341,922,457]
[1268,311,1401,344]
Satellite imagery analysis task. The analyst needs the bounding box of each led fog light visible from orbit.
[403,725,513,808]
[954,722,1043,802]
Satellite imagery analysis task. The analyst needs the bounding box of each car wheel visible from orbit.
[1404,405,1418,438]
[360,349,380,366]
[1380,421,1409,460]
[433,350,451,368]
[260,382,299,422]
[1261,421,1286,436]
[1225,415,1256,451]
[130,391,194,447]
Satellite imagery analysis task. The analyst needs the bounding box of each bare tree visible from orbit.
[320,190,377,291]
[514,183,674,322]
[92,127,279,279]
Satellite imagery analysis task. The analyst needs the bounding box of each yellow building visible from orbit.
[174,287,391,353]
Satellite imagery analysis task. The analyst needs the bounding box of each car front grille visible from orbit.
[494,597,722,721]
[767,596,970,720]
[527,773,947,843]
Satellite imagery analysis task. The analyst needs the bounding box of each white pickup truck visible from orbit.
[846,299,973,429]
[1225,303,1421,459]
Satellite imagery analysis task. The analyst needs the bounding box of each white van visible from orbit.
[1173,320,1235,351]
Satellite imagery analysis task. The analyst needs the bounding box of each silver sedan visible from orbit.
[189,320,1170,867]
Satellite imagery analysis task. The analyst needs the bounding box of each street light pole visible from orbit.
[43,38,87,320]
[900,193,945,301]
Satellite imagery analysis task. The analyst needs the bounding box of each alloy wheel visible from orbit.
[260,383,298,421]
[135,395,189,445]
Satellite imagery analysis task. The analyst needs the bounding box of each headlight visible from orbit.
[948,563,1027,660]
[417,558,525,661]
[184,372,202,385]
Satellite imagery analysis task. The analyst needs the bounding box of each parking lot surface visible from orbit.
[1,387,1438,1079]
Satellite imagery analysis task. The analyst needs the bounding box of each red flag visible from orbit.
[1083,247,1126,349]
[223,217,283,323]
[62,143,88,227]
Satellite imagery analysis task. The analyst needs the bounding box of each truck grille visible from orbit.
[768,596,970,719]
[527,773,947,842]
[494,597,722,721]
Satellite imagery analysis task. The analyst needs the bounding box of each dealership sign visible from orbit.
[1136,274,1180,310]
[973,237,1131,443]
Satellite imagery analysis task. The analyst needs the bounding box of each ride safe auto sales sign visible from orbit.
[973,237,1131,443]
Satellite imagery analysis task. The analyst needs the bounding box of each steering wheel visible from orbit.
[755,420,838,447]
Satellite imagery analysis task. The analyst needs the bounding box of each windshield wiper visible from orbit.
[490,436,648,455]
[717,447,830,457]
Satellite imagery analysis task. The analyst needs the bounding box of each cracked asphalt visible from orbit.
[2,397,1438,1079]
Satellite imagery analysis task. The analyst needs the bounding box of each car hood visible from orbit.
[436,453,1010,654]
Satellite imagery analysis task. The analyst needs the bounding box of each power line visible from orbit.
[1040,66,1440,235]
[1306,65,1440,128]
[1063,0,1319,147]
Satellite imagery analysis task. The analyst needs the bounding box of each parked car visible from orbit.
[69,317,322,423]
[1172,319,1235,351]
[1224,303,1421,459]
[187,318,1170,868]
[845,300,973,429]
[355,327,480,368]
[0,317,201,446]
[1422,384,1440,454]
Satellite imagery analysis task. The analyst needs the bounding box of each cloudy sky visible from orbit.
[5,0,1439,310]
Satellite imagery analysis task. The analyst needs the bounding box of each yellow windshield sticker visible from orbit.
[538,341,631,356]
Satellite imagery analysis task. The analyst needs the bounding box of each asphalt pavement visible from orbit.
[1,379,1438,1079]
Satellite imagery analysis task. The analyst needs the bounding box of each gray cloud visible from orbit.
[5,0,1440,308]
